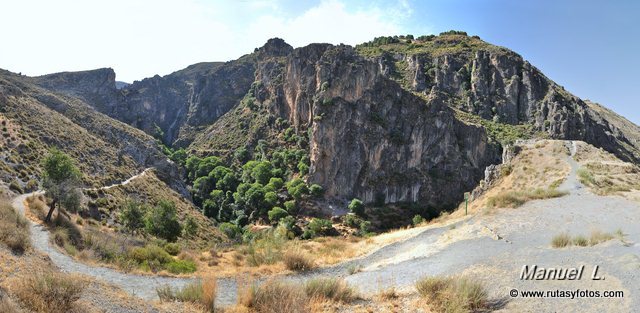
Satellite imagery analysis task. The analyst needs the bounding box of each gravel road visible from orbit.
[12,141,640,311]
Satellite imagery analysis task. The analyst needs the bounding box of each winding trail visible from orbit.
[11,141,640,311]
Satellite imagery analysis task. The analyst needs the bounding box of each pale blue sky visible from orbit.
[0,0,637,124]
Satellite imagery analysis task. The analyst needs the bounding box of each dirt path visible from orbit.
[12,141,640,311]
[83,167,153,192]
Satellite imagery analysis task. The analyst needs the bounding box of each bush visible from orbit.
[241,280,307,313]
[309,184,324,198]
[13,271,85,313]
[163,242,181,256]
[0,200,30,253]
[284,200,297,213]
[283,249,316,272]
[128,245,172,265]
[268,207,289,223]
[577,168,596,186]
[412,214,424,226]
[348,198,364,216]
[219,222,242,240]
[183,216,199,237]
[416,276,488,313]
[306,218,333,237]
[157,276,217,312]
[165,259,197,274]
[145,200,182,242]
[286,179,309,200]
[304,277,356,302]
[119,200,146,232]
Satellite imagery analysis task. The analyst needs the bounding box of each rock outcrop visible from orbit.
[366,35,640,163]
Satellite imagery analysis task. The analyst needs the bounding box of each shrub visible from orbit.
[577,168,596,186]
[307,218,333,237]
[551,233,571,248]
[304,277,356,302]
[412,214,424,226]
[183,216,199,237]
[283,249,316,272]
[284,200,297,213]
[572,235,588,247]
[119,200,145,232]
[268,207,289,223]
[0,296,20,313]
[416,276,488,313]
[219,222,242,240]
[157,276,217,312]
[165,259,197,274]
[13,271,85,313]
[242,280,307,313]
[0,200,30,253]
[286,179,309,200]
[309,184,324,198]
[164,242,181,256]
[348,198,364,216]
[128,245,172,265]
[145,200,182,242]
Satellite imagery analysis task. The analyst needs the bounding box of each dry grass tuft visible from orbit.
[551,233,571,248]
[0,296,21,313]
[238,279,308,313]
[487,188,567,208]
[552,230,618,248]
[416,276,489,313]
[157,276,217,312]
[11,271,85,313]
[283,249,316,272]
[304,277,357,303]
[589,230,614,246]
[0,199,30,253]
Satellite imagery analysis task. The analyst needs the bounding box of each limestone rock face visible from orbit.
[254,45,502,208]
[378,48,639,162]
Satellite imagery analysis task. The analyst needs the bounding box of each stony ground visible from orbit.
[10,140,640,312]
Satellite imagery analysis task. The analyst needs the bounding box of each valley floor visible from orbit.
[6,140,640,312]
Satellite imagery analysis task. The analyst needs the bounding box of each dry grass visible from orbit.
[157,276,217,312]
[416,276,489,313]
[304,278,357,303]
[552,230,618,248]
[551,233,571,248]
[239,279,308,313]
[154,277,219,311]
[0,296,21,313]
[283,249,316,272]
[11,271,85,313]
[376,287,399,301]
[573,141,640,199]
[487,188,567,208]
[0,199,30,253]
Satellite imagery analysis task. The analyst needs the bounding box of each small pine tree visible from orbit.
[145,200,182,242]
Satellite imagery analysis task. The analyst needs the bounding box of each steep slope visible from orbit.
[190,40,502,209]
[0,69,186,196]
[356,33,640,163]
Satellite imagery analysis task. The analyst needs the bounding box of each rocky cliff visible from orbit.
[249,43,502,208]
[359,34,640,163]
[16,33,640,209]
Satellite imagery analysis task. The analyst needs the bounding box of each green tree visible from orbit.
[286,178,308,200]
[309,184,324,198]
[348,198,365,216]
[183,216,199,237]
[41,148,81,222]
[268,207,288,223]
[120,200,146,233]
[145,200,182,242]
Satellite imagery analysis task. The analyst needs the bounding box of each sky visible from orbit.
[0,0,638,124]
